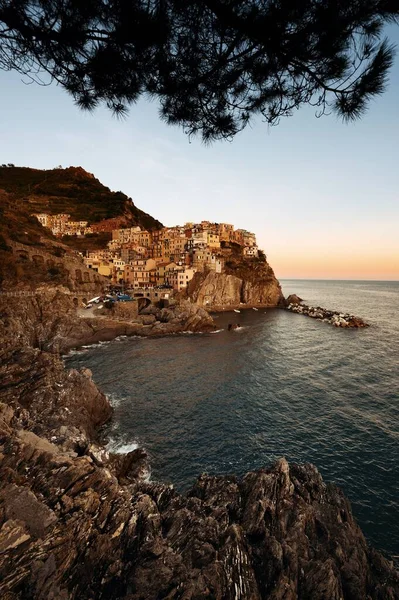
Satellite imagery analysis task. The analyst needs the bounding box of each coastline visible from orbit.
[1,287,398,598]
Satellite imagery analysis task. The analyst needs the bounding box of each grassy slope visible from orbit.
[0,166,163,229]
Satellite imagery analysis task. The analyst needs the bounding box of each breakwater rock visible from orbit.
[286,302,369,328]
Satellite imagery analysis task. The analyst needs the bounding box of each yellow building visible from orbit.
[207,232,220,249]
[98,262,113,278]
[169,268,196,291]
[124,258,156,288]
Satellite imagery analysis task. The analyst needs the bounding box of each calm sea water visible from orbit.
[66,280,399,556]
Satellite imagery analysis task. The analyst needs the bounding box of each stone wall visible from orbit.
[9,241,107,292]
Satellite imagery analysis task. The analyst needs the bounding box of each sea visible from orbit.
[66,280,399,557]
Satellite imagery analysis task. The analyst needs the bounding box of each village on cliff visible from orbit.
[33,213,259,292]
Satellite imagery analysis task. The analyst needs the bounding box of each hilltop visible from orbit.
[0,165,162,229]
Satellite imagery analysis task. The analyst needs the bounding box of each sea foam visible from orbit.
[107,440,139,454]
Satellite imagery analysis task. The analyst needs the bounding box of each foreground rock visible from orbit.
[0,411,398,600]
[286,301,369,328]
[0,346,111,453]
[1,289,397,599]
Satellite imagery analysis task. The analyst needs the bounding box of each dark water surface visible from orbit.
[66,280,399,556]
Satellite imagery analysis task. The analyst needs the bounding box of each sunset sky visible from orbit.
[0,27,398,280]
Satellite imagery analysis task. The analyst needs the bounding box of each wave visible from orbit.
[105,392,126,408]
[106,439,139,454]
[65,348,88,357]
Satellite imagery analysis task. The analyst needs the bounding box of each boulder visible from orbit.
[286,294,303,305]
[108,448,149,484]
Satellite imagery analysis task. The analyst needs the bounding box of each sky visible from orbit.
[0,28,398,280]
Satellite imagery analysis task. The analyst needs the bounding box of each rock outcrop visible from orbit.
[1,404,398,600]
[187,270,284,309]
[0,346,111,453]
[285,294,303,305]
[0,287,83,351]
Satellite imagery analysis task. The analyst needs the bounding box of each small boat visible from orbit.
[252,307,258,311]
[234,309,240,313]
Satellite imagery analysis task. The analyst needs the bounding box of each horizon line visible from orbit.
[279,278,399,282]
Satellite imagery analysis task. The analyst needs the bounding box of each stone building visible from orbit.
[169,268,196,291]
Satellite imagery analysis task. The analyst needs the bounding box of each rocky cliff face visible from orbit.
[0,347,111,451]
[187,268,284,309]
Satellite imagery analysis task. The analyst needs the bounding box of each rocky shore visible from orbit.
[1,394,399,600]
[0,288,216,354]
[285,295,369,328]
[61,299,216,353]
[1,288,398,599]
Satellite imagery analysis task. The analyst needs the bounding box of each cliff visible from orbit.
[187,256,284,308]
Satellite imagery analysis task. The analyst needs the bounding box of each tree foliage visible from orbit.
[0,1,398,141]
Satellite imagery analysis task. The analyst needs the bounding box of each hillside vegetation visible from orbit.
[0,165,162,229]
[220,241,275,282]
[0,190,72,287]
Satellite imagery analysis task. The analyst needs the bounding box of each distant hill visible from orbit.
[0,165,162,230]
